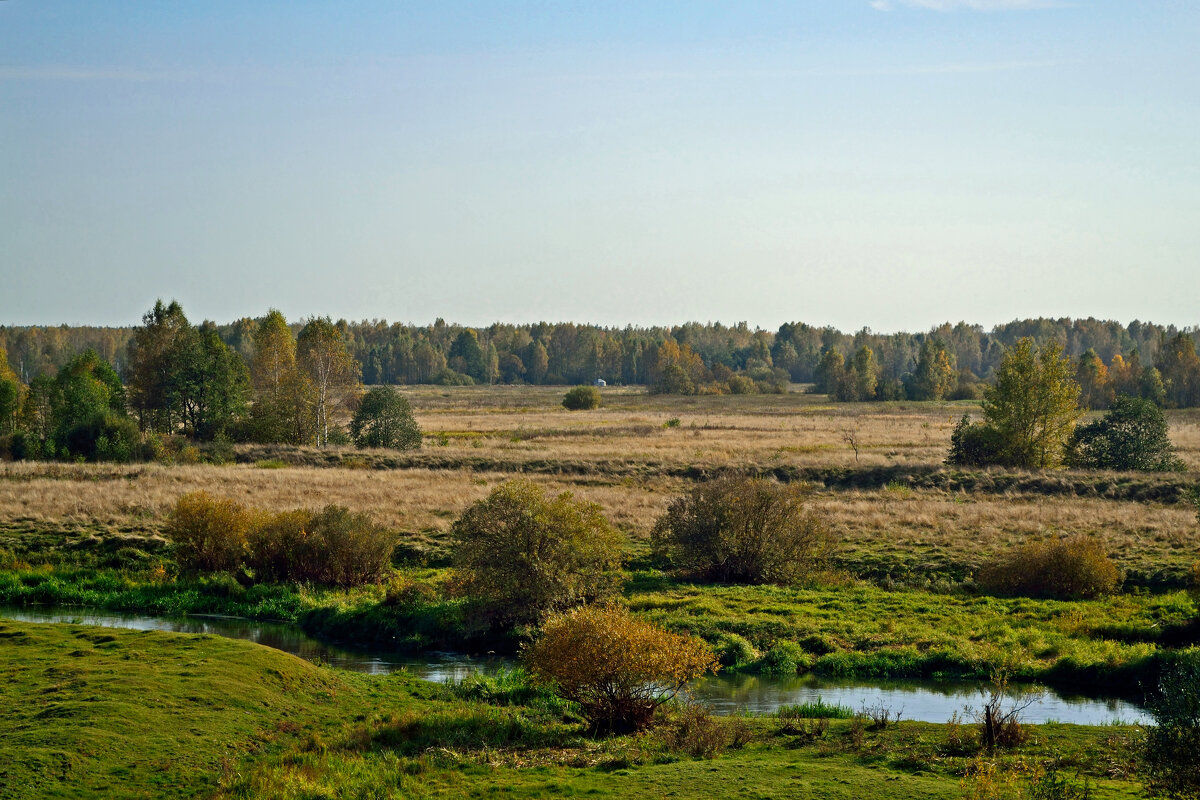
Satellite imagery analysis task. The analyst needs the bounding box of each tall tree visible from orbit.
[0,348,23,436]
[908,338,957,401]
[297,317,360,447]
[126,300,194,433]
[982,339,1082,468]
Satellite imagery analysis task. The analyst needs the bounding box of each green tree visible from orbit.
[844,345,878,401]
[1157,333,1200,409]
[51,350,139,461]
[350,387,421,450]
[1142,657,1200,799]
[982,339,1081,468]
[908,338,957,401]
[125,300,194,433]
[1064,395,1185,471]
[814,349,845,397]
[298,317,360,447]
[448,329,487,382]
[249,310,312,445]
[450,480,624,627]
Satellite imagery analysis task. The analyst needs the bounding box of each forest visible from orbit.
[2,309,1199,403]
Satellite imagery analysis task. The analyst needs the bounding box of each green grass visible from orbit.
[0,619,1153,800]
[777,698,856,720]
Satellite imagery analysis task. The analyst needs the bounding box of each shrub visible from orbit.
[976,535,1121,599]
[655,702,736,758]
[451,480,624,626]
[306,505,398,586]
[714,633,759,667]
[756,640,811,675]
[167,491,256,573]
[562,385,601,410]
[651,477,833,585]
[726,375,758,395]
[169,493,396,586]
[350,387,422,450]
[1065,396,1185,472]
[946,414,1010,468]
[524,604,718,733]
[1142,655,1200,799]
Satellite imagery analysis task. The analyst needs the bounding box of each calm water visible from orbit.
[0,607,1148,724]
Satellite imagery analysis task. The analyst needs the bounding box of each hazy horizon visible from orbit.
[3,2,1198,331]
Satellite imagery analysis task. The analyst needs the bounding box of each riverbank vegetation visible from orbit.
[0,619,1159,800]
[1,381,1198,796]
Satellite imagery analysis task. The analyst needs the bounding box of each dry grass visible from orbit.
[2,387,1196,583]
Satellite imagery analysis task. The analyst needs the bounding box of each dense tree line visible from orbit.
[2,315,1199,407]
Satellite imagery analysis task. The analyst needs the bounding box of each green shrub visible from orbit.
[726,375,758,395]
[1142,654,1200,799]
[451,480,624,626]
[562,385,601,410]
[756,640,810,675]
[651,477,833,585]
[946,414,1010,467]
[1065,396,1185,472]
[976,535,1121,599]
[714,633,759,667]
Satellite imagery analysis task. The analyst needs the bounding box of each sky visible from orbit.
[1,1,1198,332]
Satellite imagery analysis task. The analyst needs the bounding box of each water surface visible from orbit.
[0,606,1148,724]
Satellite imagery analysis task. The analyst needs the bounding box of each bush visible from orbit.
[714,633,759,667]
[757,640,811,675]
[451,480,624,627]
[524,604,718,733]
[168,493,396,586]
[1142,655,1200,799]
[976,535,1121,599]
[651,477,833,585]
[1065,395,1185,472]
[562,385,601,410]
[946,414,1010,467]
[726,375,758,395]
[167,491,256,573]
[350,387,422,450]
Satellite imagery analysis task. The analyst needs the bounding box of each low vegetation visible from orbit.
[168,491,397,586]
[525,604,718,733]
[450,479,624,627]
[976,535,1123,600]
[651,476,833,585]
[1142,655,1200,799]
[562,384,602,410]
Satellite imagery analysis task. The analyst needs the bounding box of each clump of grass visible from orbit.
[254,459,287,469]
[776,697,854,720]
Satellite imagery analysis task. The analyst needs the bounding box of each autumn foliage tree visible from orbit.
[524,604,718,733]
[980,339,1082,469]
[450,480,624,627]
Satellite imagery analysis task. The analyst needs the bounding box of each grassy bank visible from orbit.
[0,619,1149,800]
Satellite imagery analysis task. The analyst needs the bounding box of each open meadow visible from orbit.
[2,385,1199,798]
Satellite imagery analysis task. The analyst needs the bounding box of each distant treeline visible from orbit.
[2,315,1199,406]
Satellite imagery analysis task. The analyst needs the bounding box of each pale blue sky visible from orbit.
[2,1,1197,330]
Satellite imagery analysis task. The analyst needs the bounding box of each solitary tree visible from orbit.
[1065,395,1185,472]
[982,339,1081,468]
[350,387,421,450]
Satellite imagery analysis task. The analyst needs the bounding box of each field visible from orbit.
[2,385,1198,798]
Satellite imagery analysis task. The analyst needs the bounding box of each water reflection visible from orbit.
[0,607,1148,724]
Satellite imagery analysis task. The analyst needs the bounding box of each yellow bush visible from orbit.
[525,604,718,733]
[976,536,1121,599]
[166,491,255,573]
